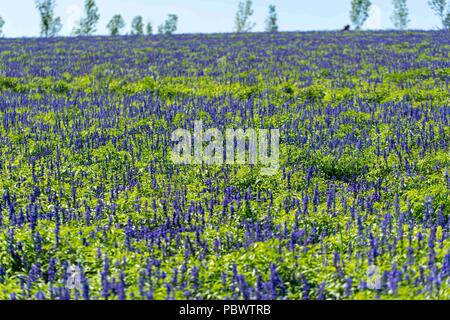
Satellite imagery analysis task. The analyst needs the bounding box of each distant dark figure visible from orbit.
[342,25,351,31]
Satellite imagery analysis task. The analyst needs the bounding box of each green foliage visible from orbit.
[265,5,278,32]
[301,84,326,103]
[146,21,153,35]
[158,14,178,35]
[107,14,125,36]
[391,0,410,30]
[0,16,5,37]
[0,77,19,90]
[74,0,100,35]
[428,0,450,29]
[350,0,372,30]
[234,0,256,33]
[35,0,62,37]
[0,32,449,300]
[315,153,369,181]
[131,16,144,35]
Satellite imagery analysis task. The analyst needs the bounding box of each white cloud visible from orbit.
[364,4,382,30]
[65,4,82,33]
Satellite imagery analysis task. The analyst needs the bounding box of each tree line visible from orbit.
[0,0,449,37]
[0,0,177,37]
[351,0,449,30]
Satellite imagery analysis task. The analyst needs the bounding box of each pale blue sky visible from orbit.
[0,0,444,37]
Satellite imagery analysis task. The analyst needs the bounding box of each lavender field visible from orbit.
[0,31,449,300]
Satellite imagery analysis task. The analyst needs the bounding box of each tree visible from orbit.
[74,0,100,35]
[146,21,153,35]
[107,14,125,36]
[350,0,372,30]
[428,0,450,29]
[131,16,144,35]
[0,16,4,37]
[35,0,62,37]
[158,14,178,35]
[265,5,278,32]
[446,12,450,29]
[234,0,256,33]
[391,0,410,29]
